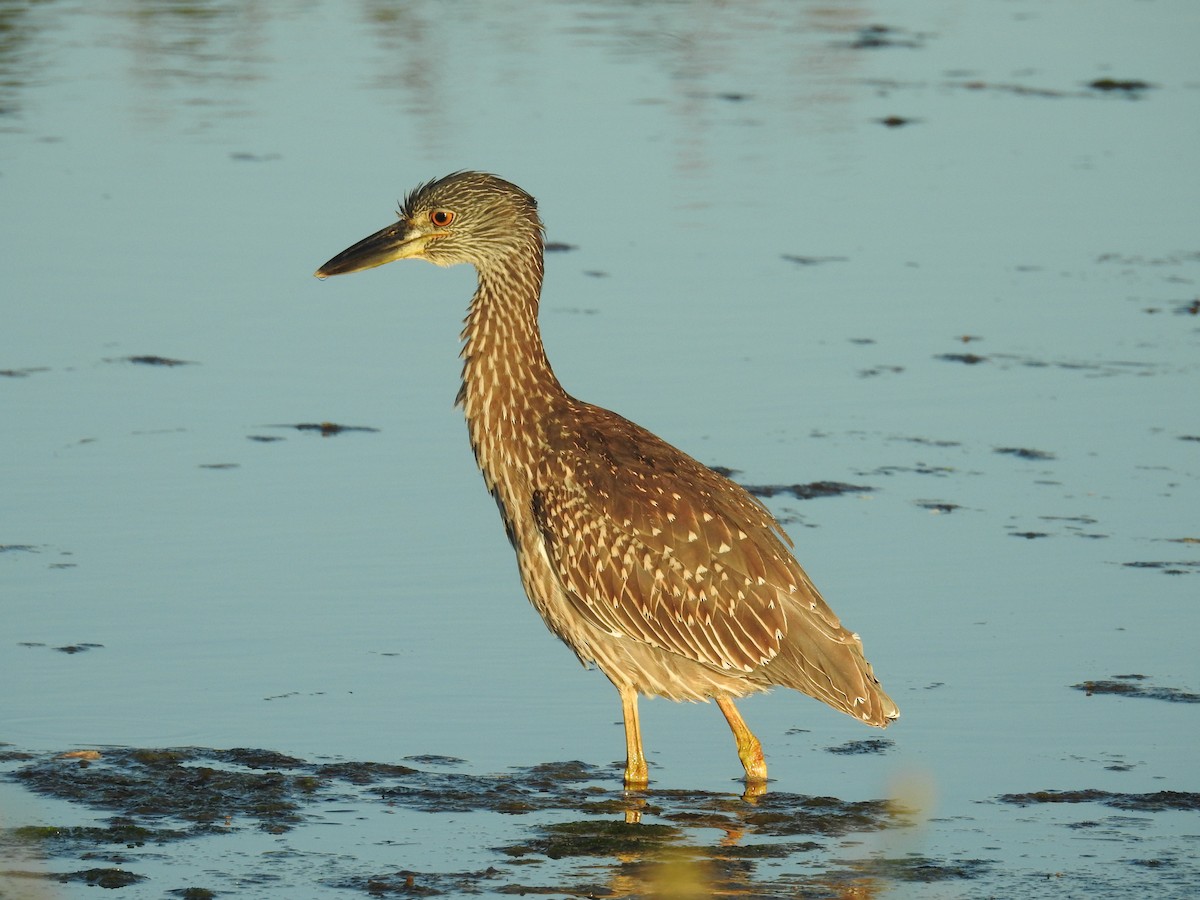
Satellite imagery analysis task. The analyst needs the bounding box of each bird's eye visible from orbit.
[430,209,455,228]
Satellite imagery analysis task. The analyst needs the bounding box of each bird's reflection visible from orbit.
[621,777,763,823]
[372,758,922,895]
[561,781,895,898]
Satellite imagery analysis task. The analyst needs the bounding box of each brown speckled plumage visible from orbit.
[316,172,898,786]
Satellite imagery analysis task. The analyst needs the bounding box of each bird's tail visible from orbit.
[764,628,899,728]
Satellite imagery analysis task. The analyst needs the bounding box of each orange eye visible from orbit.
[430,209,454,228]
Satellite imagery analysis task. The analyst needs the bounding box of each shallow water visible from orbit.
[2,0,1199,897]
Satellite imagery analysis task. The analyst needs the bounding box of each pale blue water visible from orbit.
[2,1,1198,897]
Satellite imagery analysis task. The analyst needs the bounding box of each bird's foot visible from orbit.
[737,738,768,784]
[741,780,768,803]
[623,751,649,791]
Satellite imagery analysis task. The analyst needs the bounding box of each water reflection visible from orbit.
[114,1,274,127]
[0,2,43,118]
[494,777,918,896]
[0,0,884,164]
[1,2,276,122]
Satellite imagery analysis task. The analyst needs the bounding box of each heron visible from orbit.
[315,172,897,787]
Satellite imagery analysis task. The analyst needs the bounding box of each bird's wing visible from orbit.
[532,404,848,673]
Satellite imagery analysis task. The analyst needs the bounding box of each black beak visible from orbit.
[314,221,418,279]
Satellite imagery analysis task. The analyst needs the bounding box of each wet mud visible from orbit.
[1,745,925,896]
[5,742,1197,897]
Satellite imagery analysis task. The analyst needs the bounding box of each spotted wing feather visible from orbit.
[532,404,851,675]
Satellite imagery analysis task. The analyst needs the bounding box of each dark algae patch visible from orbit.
[12,747,311,835]
[705,468,875,502]
[5,744,1193,896]
[825,738,895,756]
[999,789,1200,813]
[3,745,918,897]
[53,642,103,654]
[1073,674,1200,704]
[112,355,195,367]
[936,352,988,365]
[342,867,507,895]
[842,855,993,884]
[282,422,381,436]
[503,819,682,859]
[841,24,926,50]
[0,866,148,890]
[1122,559,1200,575]
[1088,78,1154,94]
[316,760,420,783]
[11,819,181,846]
[781,253,849,266]
[995,446,1055,460]
[66,867,147,888]
[743,481,874,500]
[739,793,900,838]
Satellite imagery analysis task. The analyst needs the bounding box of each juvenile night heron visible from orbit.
[315,172,898,787]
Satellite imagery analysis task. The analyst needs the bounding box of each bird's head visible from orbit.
[314,171,543,278]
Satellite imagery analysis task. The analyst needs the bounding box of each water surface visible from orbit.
[2,1,1198,897]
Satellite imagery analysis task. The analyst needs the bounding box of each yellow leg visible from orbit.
[619,685,649,788]
[716,695,767,783]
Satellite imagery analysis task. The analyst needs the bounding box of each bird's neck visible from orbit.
[458,253,566,492]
